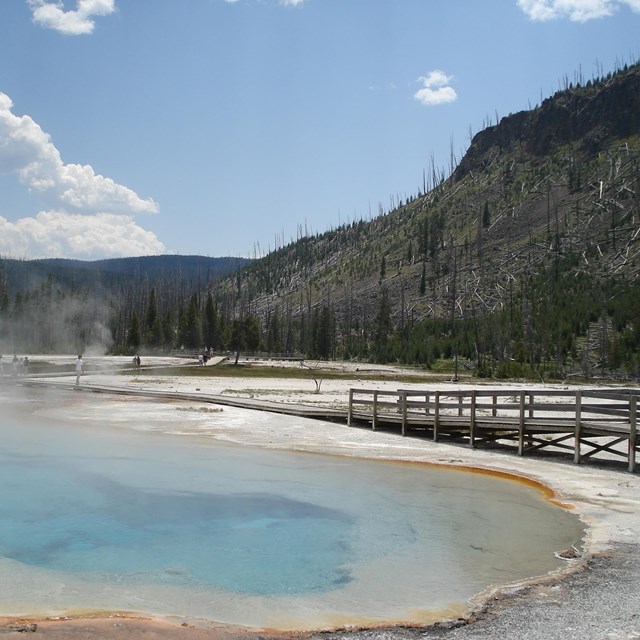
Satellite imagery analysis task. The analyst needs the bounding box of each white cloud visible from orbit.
[0,93,158,216]
[517,0,640,21]
[27,0,116,35]
[0,92,162,259]
[0,211,165,259]
[414,70,458,106]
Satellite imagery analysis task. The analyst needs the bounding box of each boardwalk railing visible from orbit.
[172,350,304,362]
[348,388,639,472]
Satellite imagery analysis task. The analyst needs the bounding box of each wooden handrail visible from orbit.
[347,386,640,471]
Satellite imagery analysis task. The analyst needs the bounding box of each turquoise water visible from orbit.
[0,456,352,595]
[0,389,584,629]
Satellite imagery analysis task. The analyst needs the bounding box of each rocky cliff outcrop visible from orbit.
[454,64,640,180]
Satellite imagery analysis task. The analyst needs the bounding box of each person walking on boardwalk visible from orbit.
[74,354,83,385]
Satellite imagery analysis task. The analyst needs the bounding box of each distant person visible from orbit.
[22,356,29,375]
[136,355,141,369]
[198,353,204,366]
[74,355,83,385]
[12,355,19,379]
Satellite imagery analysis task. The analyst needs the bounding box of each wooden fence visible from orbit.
[347,388,639,472]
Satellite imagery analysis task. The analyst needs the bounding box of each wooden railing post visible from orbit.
[629,395,637,473]
[458,395,463,417]
[434,391,441,441]
[574,390,582,464]
[348,388,354,426]
[470,390,477,448]
[518,391,526,455]
[425,392,430,415]
[528,393,534,418]
[372,390,378,431]
[492,394,497,417]
[401,390,408,436]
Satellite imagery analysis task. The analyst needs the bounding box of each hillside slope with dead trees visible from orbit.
[210,62,640,378]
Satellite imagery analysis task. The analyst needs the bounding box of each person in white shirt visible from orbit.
[74,355,83,385]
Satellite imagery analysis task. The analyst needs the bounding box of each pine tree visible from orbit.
[379,256,386,283]
[146,289,160,347]
[373,288,391,362]
[179,295,202,349]
[267,310,282,354]
[229,315,261,364]
[314,305,333,359]
[204,294,219,350]
[128,311,142,350]
[229,318,244,365]
[243,315,261,353]
[482,200,491,227]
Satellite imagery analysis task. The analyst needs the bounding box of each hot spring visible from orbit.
[0,387,584,630]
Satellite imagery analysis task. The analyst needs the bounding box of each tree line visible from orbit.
[1,248,639,380]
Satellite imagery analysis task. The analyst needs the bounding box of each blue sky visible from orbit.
[0,0,639,260]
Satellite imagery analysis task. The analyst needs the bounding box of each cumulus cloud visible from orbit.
[27,0,116,35]
[0,93,157,216]
[0,92,162,258]
[0,211,165,259]
[414,70,458,106]
[517,0,640,21]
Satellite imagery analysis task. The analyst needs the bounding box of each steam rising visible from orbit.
[0,290,114,355]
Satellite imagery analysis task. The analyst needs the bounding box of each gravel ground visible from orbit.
[311,543,640,640]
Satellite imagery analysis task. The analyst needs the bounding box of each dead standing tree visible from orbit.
[300,360,325,393]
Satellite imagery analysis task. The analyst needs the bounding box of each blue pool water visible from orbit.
[0,388,584,629]
[1,458,352,595]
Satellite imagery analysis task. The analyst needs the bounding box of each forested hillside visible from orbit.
[1,62,639,380]
[210,62,640,378]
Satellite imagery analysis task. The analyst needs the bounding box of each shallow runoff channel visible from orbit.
[1,385,585,631]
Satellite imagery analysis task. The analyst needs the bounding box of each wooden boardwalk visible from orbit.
[15,377,639,472]
[348,388,639,472]
[18,377,345,422]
